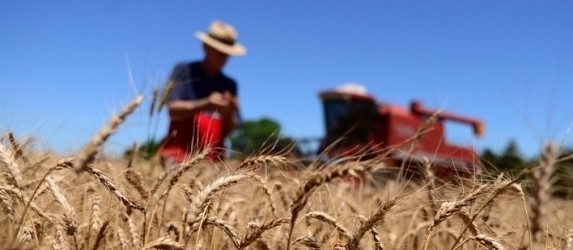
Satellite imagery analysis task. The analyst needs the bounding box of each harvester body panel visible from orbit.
[318,88,483,176]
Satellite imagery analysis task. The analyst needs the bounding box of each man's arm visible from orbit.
[167,98,210,121]
[168,91,233,121]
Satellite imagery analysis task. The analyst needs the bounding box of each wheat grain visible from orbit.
[305,211,351,240]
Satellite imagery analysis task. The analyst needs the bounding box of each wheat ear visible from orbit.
[125,169,149,201]
[0,190,16,223]
[123,143,149,201]
[158,148,209,202]
[239,218,289,249]
[473,235,506,250]
[566,229,573,250]
[84,186,101,249]
[186,173,252,236]
[238,155,289,170]
[530,142,558,239]
[16,158,73,235]
[91,221,109,250]
[143,236,184,250]
[449,178,517,250]
[157,80,174,113]
[251,174,278,218]
[75,95,143,173]
[287,163,364,250]
[46,176,78,240]
[305,211,351,240]
[348,198,397,250]
[424,183,489,250]
[8,132,30,164]
[294,236,321,249]
[0,143,23,188]
[423,158,438,214]
[204,217,241,248]
[85,164,145,211]
[431,183,489,231]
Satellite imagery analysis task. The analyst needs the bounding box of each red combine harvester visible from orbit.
[317,84,485,177]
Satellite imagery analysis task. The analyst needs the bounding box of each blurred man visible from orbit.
[159,20,246,163]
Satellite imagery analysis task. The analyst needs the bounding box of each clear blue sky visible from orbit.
[1,1,572,158]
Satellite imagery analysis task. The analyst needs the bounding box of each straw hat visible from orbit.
[195,20,247,56]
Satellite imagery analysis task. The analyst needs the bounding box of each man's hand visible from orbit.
[207,92,230,110]
[223,91,239,112]
[208,91,238,113]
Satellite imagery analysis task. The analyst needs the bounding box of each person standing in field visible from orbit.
[159,20,246,163]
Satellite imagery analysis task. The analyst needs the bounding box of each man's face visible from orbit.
[204,44,229,73]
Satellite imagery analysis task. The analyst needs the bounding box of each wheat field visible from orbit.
[1,95,572,250]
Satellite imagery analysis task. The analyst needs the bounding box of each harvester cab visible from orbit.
[318,84,484,177]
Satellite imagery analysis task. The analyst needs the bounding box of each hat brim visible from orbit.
[195,32,246,56]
